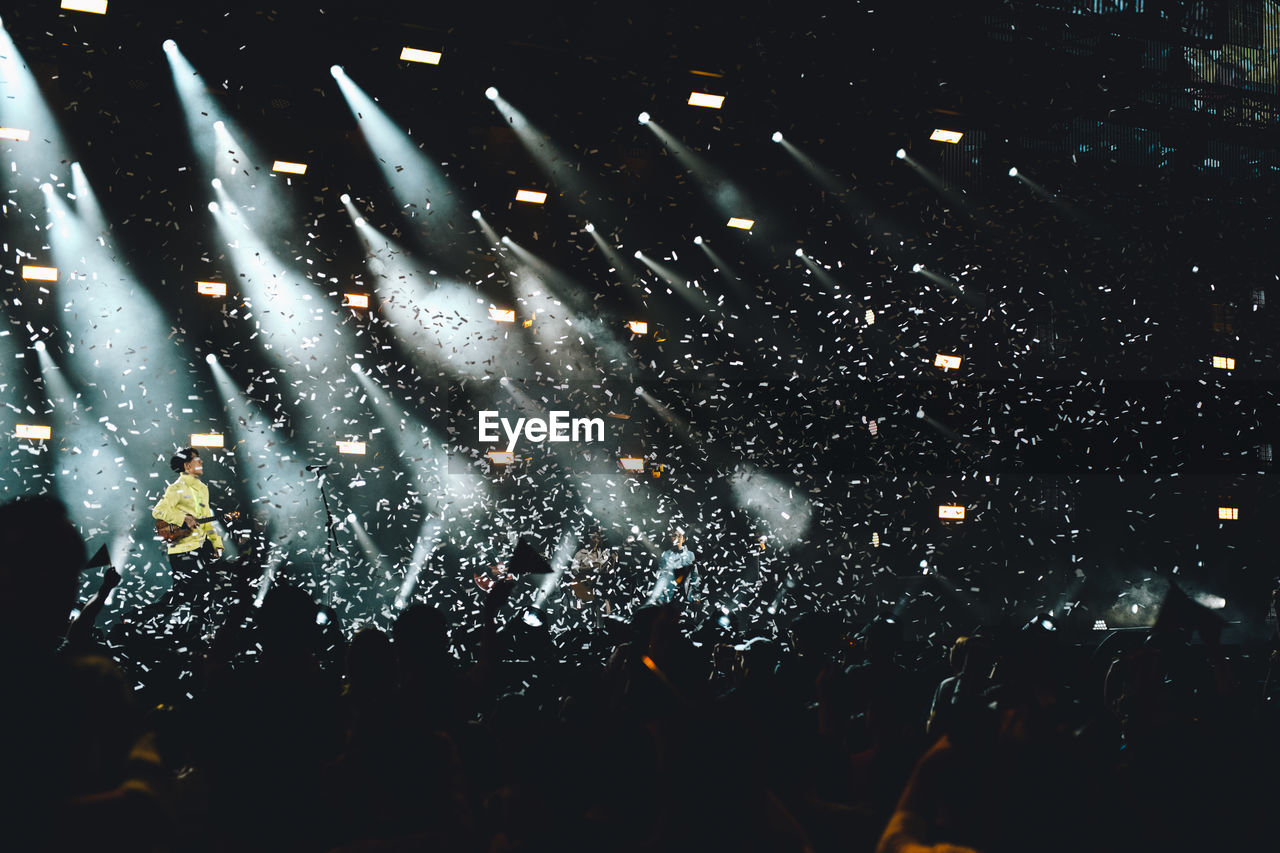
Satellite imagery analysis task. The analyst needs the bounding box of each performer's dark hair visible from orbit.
[170,446,200,473]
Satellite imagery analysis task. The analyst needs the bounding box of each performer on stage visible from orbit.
[568,529,616,619]
[151,447,224,625]
[650,528,698,605]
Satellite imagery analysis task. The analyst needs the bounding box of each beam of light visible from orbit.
[633,250,713,315]
[341,512,393,617]
[330,66,466,256]
[38,179,205,462]
[207,357,326,570]
[395,516,443,608]
[914,265,987,310]
[0,20,72,203]
[896,148,974,218]
[642,119,756,226]
[532,528,582,609]
[344,204,521,380]
[693,238,755,309]
[585,225,642,284]
[728,465,813,548]
[70,162,107,233]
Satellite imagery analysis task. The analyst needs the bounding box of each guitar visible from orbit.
[155,511,240,544]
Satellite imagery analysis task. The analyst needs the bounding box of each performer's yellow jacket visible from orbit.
[151,473,224,555]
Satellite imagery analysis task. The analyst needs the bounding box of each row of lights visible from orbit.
[485,450,660,475]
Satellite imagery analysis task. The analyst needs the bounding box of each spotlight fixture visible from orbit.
[210,178,222,189]
[912,263,924,272]
[515,189,547,204]
[895,148,907,159]
[0,127,31,142]
[339,193,351,205]
[329,64,344,78]
[619,456,645,473]
[485,86,499,100]
[471,209,482,220]
[1212,356,1236,370]
[693,235,703,245]
[584,222,595,233]
[633,250,643,259]
[61,0,108,14]
[627,320,649,335]
[337,440,367,455]
[196,281,226,297]
[637,111,650,125]
[399,47,442,65]
[929,129,963,143]
[794,248,804,257]
[15,424,52,440]
[32,340,46,353]
[207,202,219,213]
[190,433,225,448]
[204,353,217,365]
[726,217,754,230]
[865,309,875,325]
[938,504,965,520]
[489,307,516,323]
[871,532,880,547]
[22,266,58,282]
[1008,167,1019,177]
[934,353,962,370]
[343,293,370,309]
[272,160,307,175]
[771,131,783,143]
[687,92,725,109]
[350,362,363,375]
[487,450,515,465]
[1218,506,1239,520]
[162,39,177,53]
[212,120,225,131]
[1093,619,1108,631]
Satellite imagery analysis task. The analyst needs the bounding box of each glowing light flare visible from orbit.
[726,217,754,230]
[1212,356,1236,370]
[399,47,442,65]
[871,532,880,547]
[934,353,962,370]
[22,265,58,282]
[343,292,370,309]
[190,433,225,448]
[489,307,516,323]
[272,160,307,175]
[619,456,645,473]
[337,440,367,455]
[930,129,963,143]
[688,92,725,109]
[1218,506,1239,520]
[15,424,52,440]
[1093,619,1108,631]
[0,127,31,141]
[865,309,875,325]
[627,320,649,335]
[196,281,227,297]
[515,189,548,204]
[61,0,108,13]
[938,504,965,520]
[487,450,515,465]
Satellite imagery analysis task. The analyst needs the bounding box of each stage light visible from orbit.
[634,250,643,259]
[868,419,878,436]
[896,148,907,159]
[912,263,924,272]
[0,127,31,142]
[400,47,442,65]
[930,129,963,143]
[339,193,351,205]
[350,362,362,375]
[795,248,804,257]
[1093,619,1108,631]
[190,433,225,448]
[207,202,219,213]
[1212,356,1236,370]
[865,309,875,324]
[637,111,650,125]
[772,131,783,143]
[329,64,344,78]
[15,424,51,440]
[272,160,307,175]
[487,450,515,465]
[489,307,516,323]
[916,408,925,419]
[515,189,547,204]
[627,320,648,335]
[871,532,880,547]
[693,235,703,245]
[501,235,513,245]
[934,353,962,370]
[343,293,369,309]
[471,209,482,220]
[210,178,222,190]
[485,86,499,100]
[162,39,177,53]
[688,92,725,109]
[61,0,107,13]
[196,281,226,297]
[204,353,217,365]
[584,222,594,233]
[22,266,58,282]
[938,504,965,520]
[32,340,46,353]
[619,456,645,473]
[213,120,225,131]
[726,217,754,230]
[1218,506,1238,520]
[337,440,367,455]
[1008,167,1018,177]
